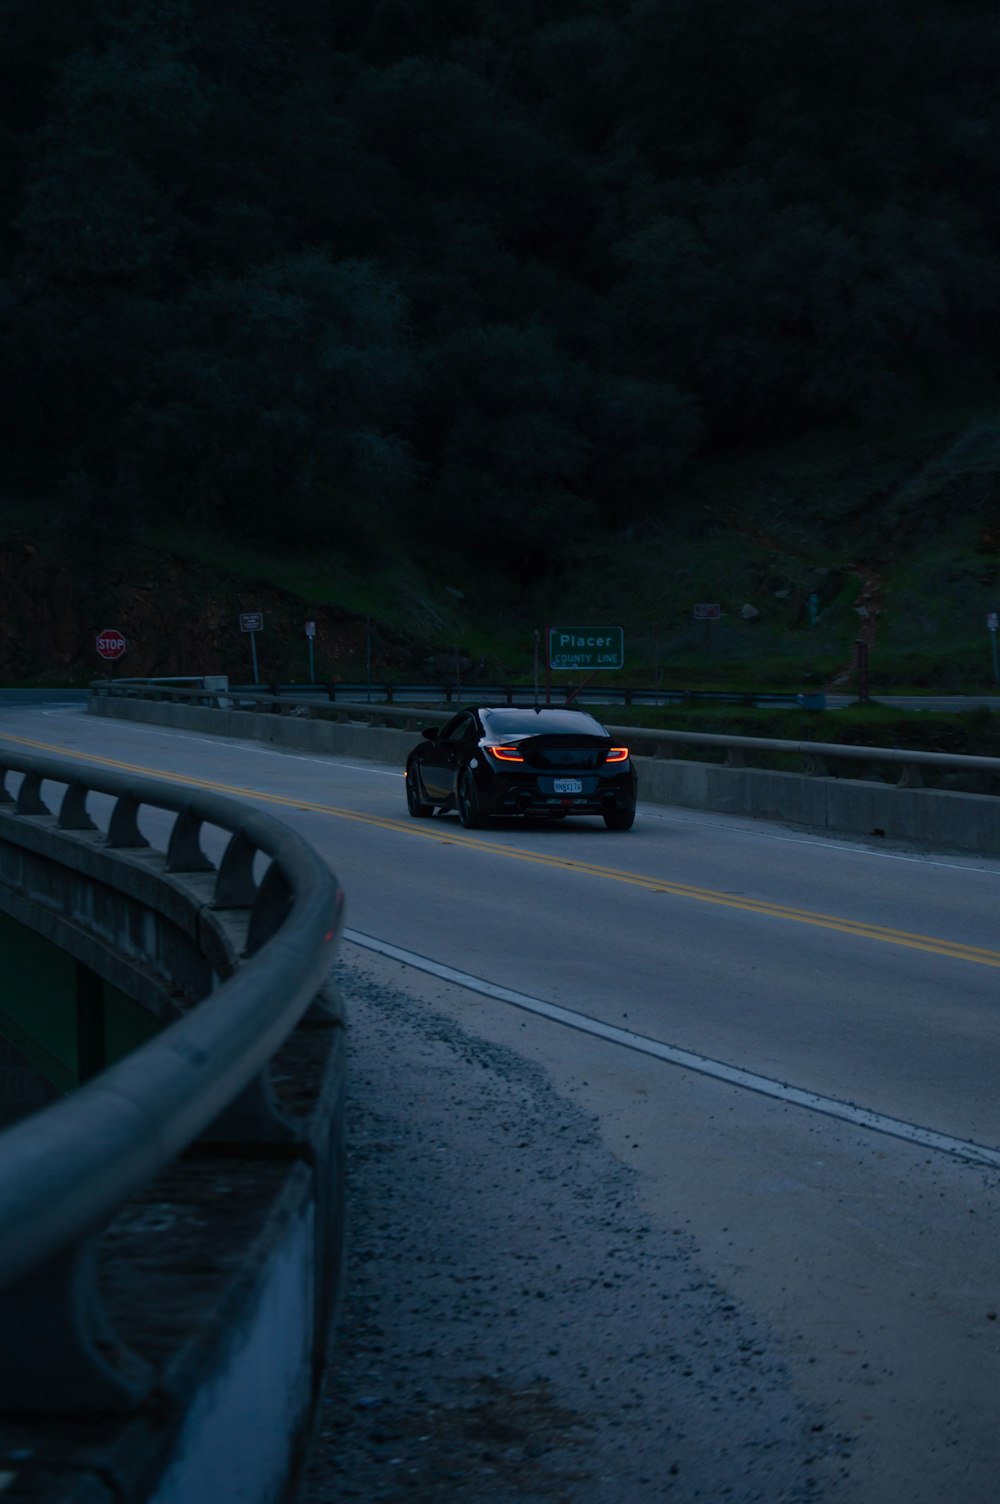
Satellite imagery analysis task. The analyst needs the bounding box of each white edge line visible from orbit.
[344,927,1000,1172]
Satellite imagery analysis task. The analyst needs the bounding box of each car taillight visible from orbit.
[605,747,629,762]
[491,745,525,762]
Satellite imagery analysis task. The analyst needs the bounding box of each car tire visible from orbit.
[406,766,434,817]
[457,768,483,829]
[603,806,635,831]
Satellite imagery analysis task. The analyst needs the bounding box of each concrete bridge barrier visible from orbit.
[89,690,1000,854]
[0,748,346,1503]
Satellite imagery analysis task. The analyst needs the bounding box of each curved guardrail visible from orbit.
[0,745,344,1415]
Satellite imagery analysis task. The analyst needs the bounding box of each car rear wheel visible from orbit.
[406,766,434,817]
[603,807,635,831]
[457,769,483,829]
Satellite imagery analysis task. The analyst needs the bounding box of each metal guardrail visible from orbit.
[102,677,823,708]
[261,682,823,708]
[620,725,1000,789]
[90,681,1000,790]
[0,745,344,1411]
[250,681,826,709]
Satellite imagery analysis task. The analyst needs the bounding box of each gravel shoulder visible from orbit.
[301,952,844,1503]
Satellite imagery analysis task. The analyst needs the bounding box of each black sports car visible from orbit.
[405,706,637,830]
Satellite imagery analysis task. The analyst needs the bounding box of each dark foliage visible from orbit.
[1,0,998,574]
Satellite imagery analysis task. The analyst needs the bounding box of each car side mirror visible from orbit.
[422,726,440,741]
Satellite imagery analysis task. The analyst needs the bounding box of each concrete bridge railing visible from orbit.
[89,678,1000,791]
[0,746,346,1504]
[89,680,1000,853]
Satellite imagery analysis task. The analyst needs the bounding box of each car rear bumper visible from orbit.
[484,772,637,818]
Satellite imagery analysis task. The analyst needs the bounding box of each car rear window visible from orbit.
[482,709,608,738]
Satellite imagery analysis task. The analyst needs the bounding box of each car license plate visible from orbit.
[553,778,583,794]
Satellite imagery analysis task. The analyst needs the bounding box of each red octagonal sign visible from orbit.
[96,628,127,661]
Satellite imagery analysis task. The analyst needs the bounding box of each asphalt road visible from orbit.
[3,701,1000,1502]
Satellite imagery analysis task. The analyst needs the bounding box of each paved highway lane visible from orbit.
[4,703,1000,1502]
[12,705,1000,1147]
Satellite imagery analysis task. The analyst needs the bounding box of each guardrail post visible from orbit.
[246,864,294,956]
[15,772,51,817]
[215,829,260,908]
[107,792,151,849]
[58,782,98,831]
[165,807,216,873]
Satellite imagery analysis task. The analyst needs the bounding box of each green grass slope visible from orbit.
[2,397,999,693]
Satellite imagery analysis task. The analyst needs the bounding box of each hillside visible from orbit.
[5,394,999,693]
[1,2,998,689]
[2,7,999,558]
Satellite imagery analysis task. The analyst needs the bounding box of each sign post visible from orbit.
[988,612,998,685]
[855,639,870,703]
[304,620,316,683]
[693,602,721,649]
[239,612,263,684]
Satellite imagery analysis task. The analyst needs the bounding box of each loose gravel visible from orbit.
[301,955,842,1503]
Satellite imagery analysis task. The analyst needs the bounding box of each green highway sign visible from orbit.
[548,625,624,671]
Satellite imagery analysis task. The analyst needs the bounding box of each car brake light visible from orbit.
[605,747,629,762]
[491,745,525,762]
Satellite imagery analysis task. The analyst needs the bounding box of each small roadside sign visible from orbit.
[96,628,127,661]
[304,620,316,638]
[988,612,998,633]
[239,611,263,682]
[692,603,721,620]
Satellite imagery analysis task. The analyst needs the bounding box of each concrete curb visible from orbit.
[636,757,1000,852]
[89,693,415,765]
[88,695,1000,853]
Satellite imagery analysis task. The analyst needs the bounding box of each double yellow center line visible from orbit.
[5,730,999,969]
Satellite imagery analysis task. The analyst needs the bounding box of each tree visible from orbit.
[127,253,416,554]
[422,322,594,573]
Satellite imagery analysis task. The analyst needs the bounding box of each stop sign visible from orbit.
[96,628,127,661]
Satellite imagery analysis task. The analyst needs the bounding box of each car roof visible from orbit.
[478,706,609,735]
